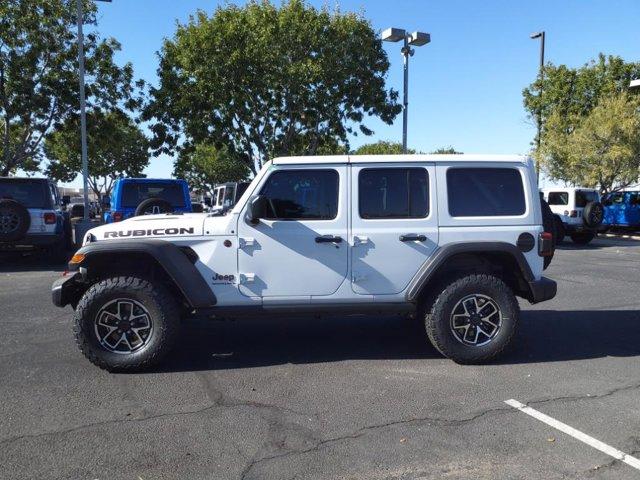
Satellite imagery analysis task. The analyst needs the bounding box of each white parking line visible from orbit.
[505,399,640,471]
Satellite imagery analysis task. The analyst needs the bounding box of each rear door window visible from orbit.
[447,168,525,217]
[359,168,429,219]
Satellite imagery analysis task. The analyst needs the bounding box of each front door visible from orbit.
[350,163,439,295]
[237,166,348,298]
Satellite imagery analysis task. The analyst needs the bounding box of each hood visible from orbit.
[87,213,206,243]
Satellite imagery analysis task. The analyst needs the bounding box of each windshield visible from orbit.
[121,182,185,208]
[0,180,50,208]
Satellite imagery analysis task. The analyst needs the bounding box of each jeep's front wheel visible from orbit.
[73,277,179,371]
[424,274,519,364]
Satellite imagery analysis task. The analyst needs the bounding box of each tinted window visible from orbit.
[0,180,49,208]
[359,168,429,219]
[447,168,525,217]
[121,182,185,208]
[575,190,598,208]
[547,192,568,205]
[260,169,338,220]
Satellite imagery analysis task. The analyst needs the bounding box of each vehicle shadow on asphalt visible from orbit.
[0,252,69,272]
[556,238,640,250]
[153,308,640,372]
[500,309,640,364]
[158,314,441,372]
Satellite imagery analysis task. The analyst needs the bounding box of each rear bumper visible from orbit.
[563,223,597,234]
[528,276,557,304]
[0,233,63,249]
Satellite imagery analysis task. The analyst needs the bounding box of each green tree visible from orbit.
[431,146,461,154]
[0,0,143,175]
[174,143,250,193]
[353,141,414,155]
[144,0,401,174]
[523,54,640,185]
[45,110,149,198]
[542,93,640,194]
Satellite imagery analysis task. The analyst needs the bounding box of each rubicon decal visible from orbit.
[103,227,195,238]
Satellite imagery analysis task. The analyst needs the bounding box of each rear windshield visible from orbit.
[121,182,185,208]
[547,192,568,205]
[0,180,49,208]
[575,190,598,208]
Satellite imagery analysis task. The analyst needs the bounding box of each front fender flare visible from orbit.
[66,240,216,309]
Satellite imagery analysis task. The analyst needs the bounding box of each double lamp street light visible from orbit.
[382,27,430,154]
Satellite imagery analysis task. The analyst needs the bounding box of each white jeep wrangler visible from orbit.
[541,187,604,244]
[52,155,557,371]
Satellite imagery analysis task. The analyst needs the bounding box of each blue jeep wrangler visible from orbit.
[102,178,192,223]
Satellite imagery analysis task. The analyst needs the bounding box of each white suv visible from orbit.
[53,154,557,371]
[541,187,604,244]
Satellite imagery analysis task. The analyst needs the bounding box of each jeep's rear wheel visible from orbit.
[424,274,519,364]
[73,277,179,371]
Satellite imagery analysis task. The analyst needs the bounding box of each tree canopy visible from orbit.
[144,0,401,174]
[0,0,143,176]
[542,93,640,194]
[174,143,250,193]
[45,110,149,198]
[353,141,414,155]
[523,54,640,190]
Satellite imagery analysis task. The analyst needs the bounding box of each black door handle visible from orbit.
[315,235,343,243]
[399,234,427,242]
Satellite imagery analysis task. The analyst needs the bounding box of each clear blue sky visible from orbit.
[67,0,640,187]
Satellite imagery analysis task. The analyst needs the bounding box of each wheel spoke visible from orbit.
[450,294,502,347]
[94,298,153,354]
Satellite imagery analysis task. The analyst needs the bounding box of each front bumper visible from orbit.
[528,276,557,304]
[52,272,82,308]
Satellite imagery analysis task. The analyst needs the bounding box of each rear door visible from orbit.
[350,163,438,295]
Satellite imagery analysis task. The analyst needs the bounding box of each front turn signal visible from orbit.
[69,253,85,264]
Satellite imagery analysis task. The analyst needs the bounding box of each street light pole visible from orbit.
[530,31,545,182]
[76,0,90,223]
[382,28,430,154]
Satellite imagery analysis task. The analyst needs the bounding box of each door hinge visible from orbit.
[239,237,255,248]
[353,235,369,246]
[240,273,255,284]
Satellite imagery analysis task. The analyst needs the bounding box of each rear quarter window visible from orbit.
[447,168,526,217]
[547,192,569,205]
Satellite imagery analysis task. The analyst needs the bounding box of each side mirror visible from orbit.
[62,195,71,205]
[246,195,268,225]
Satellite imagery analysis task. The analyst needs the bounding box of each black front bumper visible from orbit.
[528,276,557,304]
[52,272,82,308]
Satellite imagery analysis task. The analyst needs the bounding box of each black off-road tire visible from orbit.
[570,232,595,245]
[134,198,173,217]
[424,274,519,364]
[73,277,180,372]
[0,198,31,242]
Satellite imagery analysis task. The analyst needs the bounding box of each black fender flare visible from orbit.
[64,240,216,309]
[405,241,535,303]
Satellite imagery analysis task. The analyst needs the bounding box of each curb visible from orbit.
[601,232,640,241]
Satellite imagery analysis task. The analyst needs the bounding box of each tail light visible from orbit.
[538,231,554,257]
[113,211,123,222]
[43,212,57,224]
[569,210,578,218]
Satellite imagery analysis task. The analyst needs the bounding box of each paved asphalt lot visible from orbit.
[1,237,640,480]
